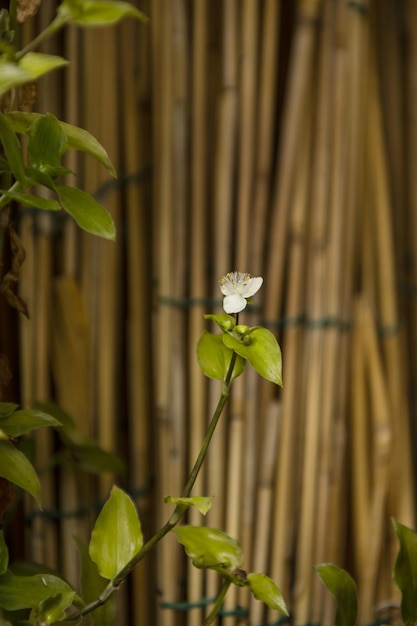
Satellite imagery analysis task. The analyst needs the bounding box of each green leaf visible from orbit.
[18,53,68,81]
[223,327,283,386]
[0,403,18,419]
[0,571,75,611]
[0,189,61,211]
[197,331,245,381]
[89,486,143,579]
[164,496,214,515]
[173,526,243,571]
[204,313,236,332]
[315,563,358,626]
[0,440,40,506]
[33,592,75,625]
[58,0,148,27]
[5,112,116,177]
[0,531,8,575]
[54,184,116,240]
[393,518,417,626]
[74,537,115,626]
[246,573,288,614]
[0,409,61,437]
[0,59,33,97]
[0,112,26,185]
[27,113,67,170]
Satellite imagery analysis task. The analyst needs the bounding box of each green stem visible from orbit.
[16,15,68,59]
[203,579,231,625]
[68,350,238,621]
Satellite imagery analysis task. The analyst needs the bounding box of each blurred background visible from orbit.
[1,0,417,624]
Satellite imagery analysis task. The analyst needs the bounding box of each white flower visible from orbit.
[220,271,263,314]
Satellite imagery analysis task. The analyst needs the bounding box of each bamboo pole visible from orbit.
[119,5,153,623]
[205,0,238,612]
[269,107,312,616]
[187,1,208,623]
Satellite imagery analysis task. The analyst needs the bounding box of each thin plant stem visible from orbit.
[16,15,68,59]
[68,349,238,621]
[203,579,232,626]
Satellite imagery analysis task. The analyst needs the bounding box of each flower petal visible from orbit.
[220,282,236,296]
[242,276,263,298]
[223,294,247,314]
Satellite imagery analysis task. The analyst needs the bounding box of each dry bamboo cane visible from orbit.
[268,109,312,620]
[249,401,281,626]
[318,7,350,621]
[187,1,209,623]
[152,3,182,624]
[222,3,259,624]
[359,297,392,624]
[367,41,415,604]
[303,2,339,623]
[205,0,238,613]
[119,8,153,623]
[291,2,338,622]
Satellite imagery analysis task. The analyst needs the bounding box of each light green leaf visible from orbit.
[315,563,358,626]
[0,571,75,611]
[0,409,61,437]
[89,486,143,579]
[0,440,40,506]
[33,592,75,625]
[246,573,288,614]
[58,0,148,27]
[75,537,115,626]
[5,112,116,177]
[0,112,26,185]
[223,327,283,386]
[173,526,243,571]
[197,331,245,381]
[0,403,18,419]
[393,518,417,626]
[18,53,68,81]
[0,531,8,575]
[0,189,61,211]
[204,313,236,332]
[54,184,116,240]
[0,59,33,97]
[27,113,67,170]
[164,496,214,515]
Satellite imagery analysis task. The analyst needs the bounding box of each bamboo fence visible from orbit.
[0,0,415,625]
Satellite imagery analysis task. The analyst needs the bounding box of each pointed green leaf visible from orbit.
[393,518,417,626]
[6,112,116,178]
[315,563,358,626]
[0,531,8,575]
[0,409,61,437]
[197,331,245,381]
[18,53,68,81]
[164,496,214,515]
[173,526,243,571]
[223,327,283,386]
[27,113,67,170]
[89,486,143,579]
[75,537,116,626]
[54,184,116,240]
[246,573,288,614]
[58,0,148,26]
[0,440,40,506]
[0,189,61,211]
[0,571,75,611]
[0,112,26,185]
